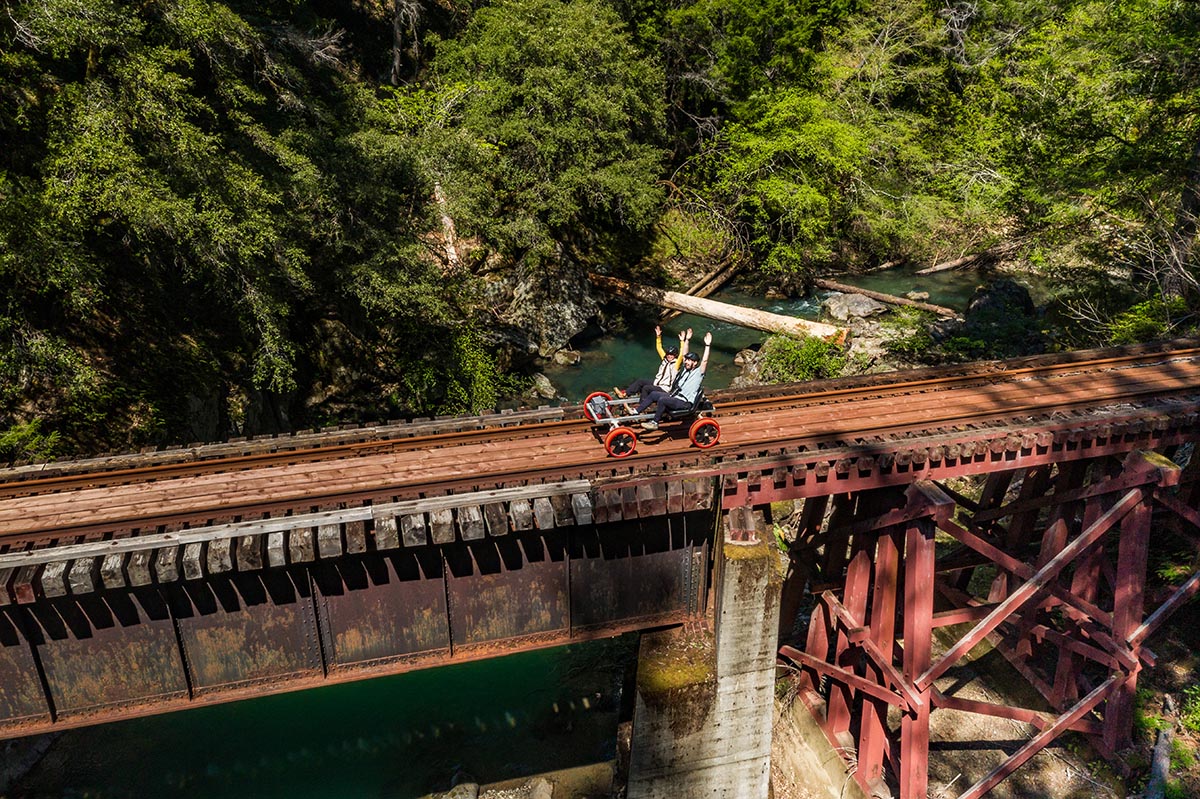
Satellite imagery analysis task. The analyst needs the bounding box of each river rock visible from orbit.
[528,373,558,400]
[904,290,930,301]
[550,348,581,366]
[932,277,1047,357]
[528,777,554,799]
[821,292,888,322]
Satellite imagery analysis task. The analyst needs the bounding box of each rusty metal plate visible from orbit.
[569,517,693,630]
[312,551,450,670]
[0,607,49,727]
[445,532,568,646]
[169,569,321,695]
[24,589,186,718]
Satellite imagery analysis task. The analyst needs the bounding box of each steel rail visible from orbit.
[2,346,1198,500]
[1,354,1198,545]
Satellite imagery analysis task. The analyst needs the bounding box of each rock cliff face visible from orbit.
[482,259,600,367]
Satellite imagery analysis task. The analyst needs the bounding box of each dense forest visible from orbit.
[1,0,1198,459]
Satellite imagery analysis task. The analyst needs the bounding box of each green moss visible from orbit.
[636,628,715,697]
[723,537,772,561]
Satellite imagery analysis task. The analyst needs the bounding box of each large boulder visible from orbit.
[482,257,599,367]
[821,292,888,322]
[932,277,1047,357]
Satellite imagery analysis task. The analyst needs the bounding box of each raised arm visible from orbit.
[654,325,665,360]
[699,331,712,374]
[674,328,691,372]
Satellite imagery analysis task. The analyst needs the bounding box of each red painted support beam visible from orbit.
[955,676,1120,799]
[859,530,899,790]
[917,486,1145,691]
[899,515,936,799]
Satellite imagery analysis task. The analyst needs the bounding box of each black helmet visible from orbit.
[684,351,700,362]
[664,346,679,357]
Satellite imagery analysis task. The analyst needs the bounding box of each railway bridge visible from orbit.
[2,339,1200,798]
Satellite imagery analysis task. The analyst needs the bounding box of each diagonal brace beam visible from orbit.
[779,646,910,711]
[955,676,1120,799]
[916,487,1145,691]
[822,591,923,709]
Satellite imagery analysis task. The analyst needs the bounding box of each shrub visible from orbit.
[759,334,847,382]
[881,307,936,361]
[1108,296,1190,345]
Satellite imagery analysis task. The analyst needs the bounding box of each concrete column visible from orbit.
[627,507,781,798]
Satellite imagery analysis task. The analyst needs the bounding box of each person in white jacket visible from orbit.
[615,326,690,398]
[634,330,712,429]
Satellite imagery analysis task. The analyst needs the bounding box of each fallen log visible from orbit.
[812,278,959,319]
[1143,695,1177,799]
[660,257,743,322]
[591,274,846,341]
[915,242,1018,275]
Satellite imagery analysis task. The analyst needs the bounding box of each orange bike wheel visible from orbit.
[604,426,638,458]
[689,417,721,449]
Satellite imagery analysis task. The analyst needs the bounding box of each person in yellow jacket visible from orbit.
[615,326,690,398]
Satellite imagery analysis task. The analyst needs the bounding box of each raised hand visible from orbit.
[703,331,712,346]
[655,325,662,337]
[685,328,693,340]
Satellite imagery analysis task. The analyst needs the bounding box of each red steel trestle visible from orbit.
[779,449,1200,799]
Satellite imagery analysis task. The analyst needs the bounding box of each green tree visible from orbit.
[425,0,667,269]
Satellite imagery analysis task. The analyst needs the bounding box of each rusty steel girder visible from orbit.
[0,509,713,740]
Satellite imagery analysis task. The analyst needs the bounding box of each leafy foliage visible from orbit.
[759,334,847,382]
[425,0,667,269]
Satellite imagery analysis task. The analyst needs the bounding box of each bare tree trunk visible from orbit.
[812,278,959,318]
[1143,694,1177,799]
[660,258,743,322]
[915,242,1017,275]
[391,0,422,85]
[432,181,461,273]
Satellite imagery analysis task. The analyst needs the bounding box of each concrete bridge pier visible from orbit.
[626,506,780,798]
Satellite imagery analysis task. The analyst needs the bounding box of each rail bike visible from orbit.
[582,389,721,458]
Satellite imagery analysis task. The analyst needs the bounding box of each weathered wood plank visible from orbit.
[637,484,655,518]
[375,515,401,549]
[570,493,593,526]
[621,487,639,519]
[13,565,38,603]
[183,542,205,579]
[318,524,343,558]
[345,520,367,553]
[532,497,555,530]
[667,481,684,515]
[430,508,455,544]
[400,514,426,548]
[237,535,262,571]
[207,538,233,573]
[458,505,486,541]
[510,499,534,531]
[41,561,68,597]
[101,553,127,589]
[0,567,14,605]
[127,550,152,586]
[483,502,509,536]
[0,479,594,570]
[68,558,98,594]
[288,528,315,562]
[266,532,286,567]
[154,547,180,582]
[550,494,574,527]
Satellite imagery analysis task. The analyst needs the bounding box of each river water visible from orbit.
[10,266,1036,799]
[547,265,1013,401]
[13,636,638,799]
